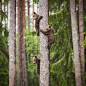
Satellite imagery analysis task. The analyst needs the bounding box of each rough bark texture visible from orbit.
[18,0,24,86]
[23,0,28,86]
[22,0,26,86]
[9,0,16,86]
[24,50,28,86]
[39,0,50,86]
[27,1,30,85]
[79,0,85,81]
[70,0,82,86]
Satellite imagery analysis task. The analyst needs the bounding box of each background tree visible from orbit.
[9,0,16,86]
[18,0,24,85]
[23,0,28,85]
[79,0,85,84]
[70,0,82,86]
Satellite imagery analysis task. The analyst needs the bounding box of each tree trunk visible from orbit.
[0,1,2,29]
[79,0,85,83]
[70,0,82,86]
[7,4,8,28]
[18,0,24,86]
[9,0,16,86]
[0,2,2,26]
[32,1,34,28]
[39,0,50,86]
[28,0,30,17]
[23,0,28,86]
[27,0,30,26]
[0,3,1,9]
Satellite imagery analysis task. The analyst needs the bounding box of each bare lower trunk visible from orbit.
[24,50,28,86]
[79,0,85,83]
[70,0,82,86]
[9,0,16,86]
[39,0,50,86]
[23,0,28,85]
[18,0,24,86]
[0,3,1,9]
[28,0,30,17]
[27,0,30,26]
[0,2,2,22]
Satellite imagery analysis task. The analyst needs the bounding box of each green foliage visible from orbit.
[82,32,86,48]
[28,57,39,86]
[0,54,9,86]
[82,72,86,86]
[25,28,40,55]
[49,1,75,86]
[83,12,86,48]
[16,34,20,38]
[28,0,86,86]
[33,0,39,3]
[0,1,9,86]
[49,0,67,12]
[0,0,9,4]
[4,0,9,3]
[0,10,8,21]
[25,27,40,86]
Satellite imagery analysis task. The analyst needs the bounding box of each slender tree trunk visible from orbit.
[7,4,8,29]
[0,3,1,9]
[0,2,2,22]
[39,0,50,86]
[23,0,28,86]
[9,0,16,86]
[22,1,26,86]
[4,2,5,15]
[32,1,34,28]
[79,0,85,83]
[18,0,24,86]
[4,3,6,30]
[27,1,30,85]
[37,2,38,13]
[70,0,82,86]
[28,0,30,17]
[22,49,24,86]
[24,49,28,86]
[28,0,30,26]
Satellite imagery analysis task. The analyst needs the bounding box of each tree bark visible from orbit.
[18,0,24,86]
[9,0,16,86]
[23,0,28,86]
[28,0,30,17]
[27,0,30,26]
[0,3,1,10]
[7,4,8,28]
[79,0,85,83]
[0,2,2,22]
[70,0,82,86]
[32,1,34,28]
[39,0,50,86]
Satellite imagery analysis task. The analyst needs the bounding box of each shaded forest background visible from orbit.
[0,0,86,86]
